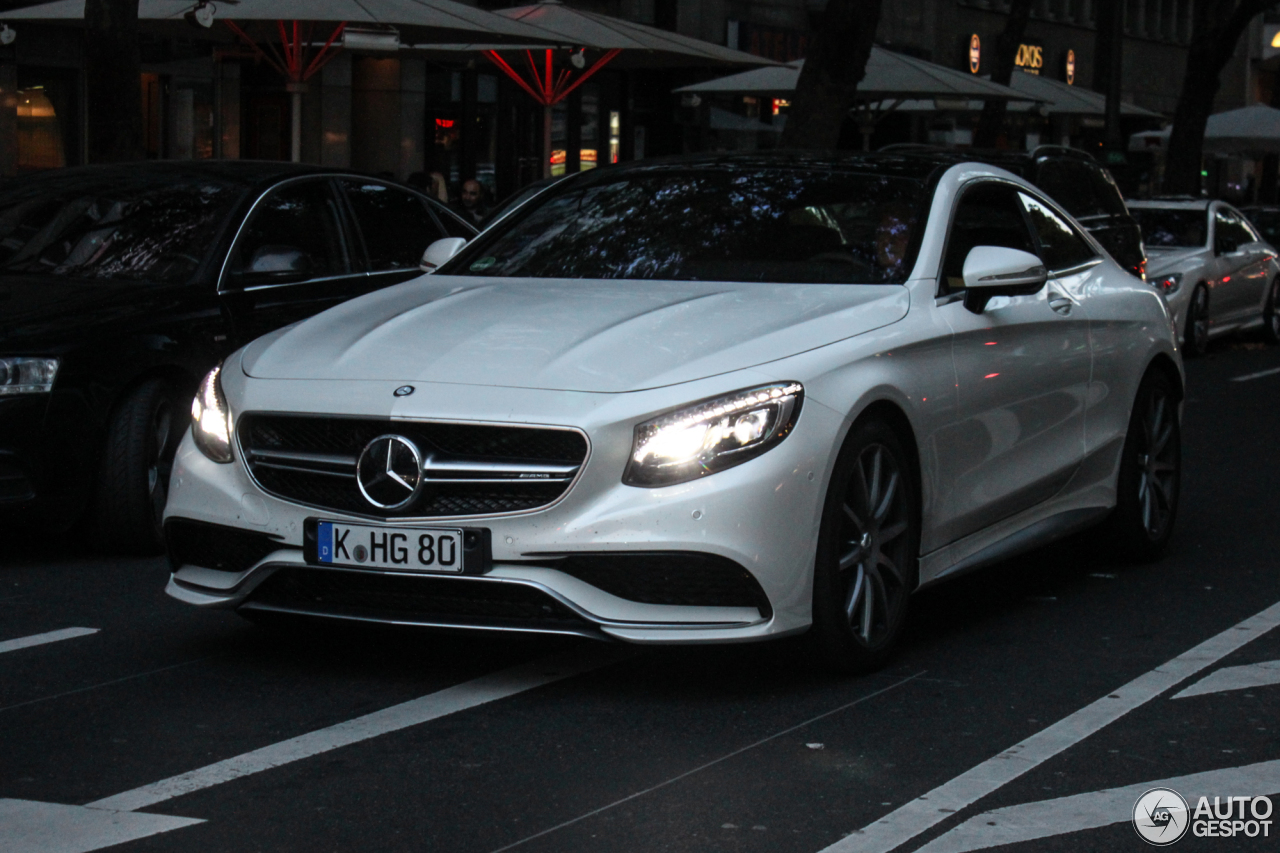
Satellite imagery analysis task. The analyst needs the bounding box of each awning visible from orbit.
[1129,104,1280,155]
[2,0,562,45]
[674,50,1026,102]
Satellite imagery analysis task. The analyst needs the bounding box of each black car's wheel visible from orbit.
[1103,369,1181,562]
[90,379,183,554]
[1263,278,1280,345]
[1184,284,1209,357]
[811,418,919,674]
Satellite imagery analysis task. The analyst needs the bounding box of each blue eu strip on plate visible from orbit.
[317,522,333,563]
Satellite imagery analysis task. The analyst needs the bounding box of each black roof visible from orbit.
[0,160,349,195]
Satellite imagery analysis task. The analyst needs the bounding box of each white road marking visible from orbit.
[1230,365,1280,382]
[820,599,1280,853]
[1173,659,1280,699]
[488,672,923,853]
[0,627,98,656]
[88,646,622,812]
[0,798,202,853]
[915,759,1280,852]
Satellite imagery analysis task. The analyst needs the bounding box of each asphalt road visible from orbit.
[3,337,1279,853]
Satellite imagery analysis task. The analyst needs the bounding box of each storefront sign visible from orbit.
[1065,49,1076,85]
[1015,41,1044,75]
[969,34,981,74]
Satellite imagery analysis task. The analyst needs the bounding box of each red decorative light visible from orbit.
[435,119,455,128]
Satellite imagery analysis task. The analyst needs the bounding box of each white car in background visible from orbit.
[1128,198,1280,355]
[165,154,1183,673]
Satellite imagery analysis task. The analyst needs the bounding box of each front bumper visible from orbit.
[164,374,841,644]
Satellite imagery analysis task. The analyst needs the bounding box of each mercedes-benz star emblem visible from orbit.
[394,385,414,397]
[356,435,423,510]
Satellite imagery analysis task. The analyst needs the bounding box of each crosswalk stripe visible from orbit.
[0,628,98,656]
[1173,659,1280,699]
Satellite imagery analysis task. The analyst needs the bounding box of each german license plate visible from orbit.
[312,520,465,573]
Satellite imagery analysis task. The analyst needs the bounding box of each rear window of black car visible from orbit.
[446,167,928,284]
[0,178,243,284]
[1033,160,1128,220]
[1131,208,1208,248]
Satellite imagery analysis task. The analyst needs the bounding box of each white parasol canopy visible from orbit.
[2,0,563,44]
[674,50,1027,102]
[1129,104,1280,155]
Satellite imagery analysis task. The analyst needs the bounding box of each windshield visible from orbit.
[1131,207,1208,248]
[0,176,243,283]
[446,167,928,284]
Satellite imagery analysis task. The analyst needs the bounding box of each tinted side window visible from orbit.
[942,183,1037,292]
[342,180,446,271]
[433,203,476,239]
[231,180,346,281]
[1018,192,1097,271]
[1215,209,1253,252]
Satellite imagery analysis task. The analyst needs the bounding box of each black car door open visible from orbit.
[338,178,457,289]
[219,177,368,346]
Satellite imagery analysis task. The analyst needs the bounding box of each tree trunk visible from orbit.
[84,0,143,163]
[1164,0,1269,195]
[780,0,883,150]
[973,0,1033,149]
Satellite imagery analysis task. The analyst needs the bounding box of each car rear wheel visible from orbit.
[810,418,919,674]
[1263,278,1280,345]
[1184,284,1209,357]
[90,379,183,554]
[1103,369,1181,562]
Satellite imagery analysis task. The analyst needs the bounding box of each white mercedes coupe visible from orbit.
[165,154,1183,672]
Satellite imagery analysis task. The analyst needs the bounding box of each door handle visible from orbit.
[1048,292,1073,315]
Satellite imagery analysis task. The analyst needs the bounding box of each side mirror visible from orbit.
[234,244,314,286]
[961,246,1048,314]
[420,237,468,273]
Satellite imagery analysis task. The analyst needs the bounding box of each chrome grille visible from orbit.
[239,414,588,519]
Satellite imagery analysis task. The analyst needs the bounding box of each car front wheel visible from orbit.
[1104,369,1181,562]
[90,379,183,554]
[811,418,920,674]
[1184,284,1209,357]
[1263,278,1280,345]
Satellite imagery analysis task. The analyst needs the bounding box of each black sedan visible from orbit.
[1,161,475,552]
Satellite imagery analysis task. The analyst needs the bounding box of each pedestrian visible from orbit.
[453,179,490,226]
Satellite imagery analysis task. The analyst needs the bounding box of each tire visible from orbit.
[1183,284,1209,357]
[90,379,183,554]
[1103,369,1181,563]
[810,418,920,674]
[1264,278,1280,346]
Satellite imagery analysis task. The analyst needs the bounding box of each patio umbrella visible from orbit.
[1129,105,1280,155]
[674,50,1029,149]
[4,0,563,161]
[419,0,773,174]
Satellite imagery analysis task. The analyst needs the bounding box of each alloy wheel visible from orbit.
[1188,286,1209,354]
[837,443,911,646]
[1268,279,1280,342]
[1134,388,1178,541]
[147,399,173,526]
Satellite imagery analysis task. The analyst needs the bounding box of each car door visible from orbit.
[218,177,368,346]
[932,181,1092,545]
[1210,205,1267,323]
[339,179,472,289]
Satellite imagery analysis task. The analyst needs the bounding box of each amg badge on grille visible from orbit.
[356,435,423,510]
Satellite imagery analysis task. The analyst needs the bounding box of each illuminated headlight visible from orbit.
[191,364,233,463]
[1152,272,1182,295]
[624,383,803,487]
[0,357,59,395]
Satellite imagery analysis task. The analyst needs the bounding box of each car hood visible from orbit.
[1144,247,1207,276]
[241,275,910,393]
